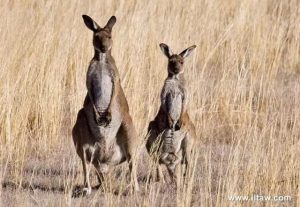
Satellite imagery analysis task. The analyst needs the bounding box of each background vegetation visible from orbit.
[0,0,299,206]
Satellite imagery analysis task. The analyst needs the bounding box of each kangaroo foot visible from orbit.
[82,187,92,195]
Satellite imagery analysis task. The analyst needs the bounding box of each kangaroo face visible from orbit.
[93,29,112,53]
[159,43,196,75]
[168,55,184,75]
[82,15,116,53]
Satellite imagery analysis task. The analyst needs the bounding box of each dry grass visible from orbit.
[0,0,299,206]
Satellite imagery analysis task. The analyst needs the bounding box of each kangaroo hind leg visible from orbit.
[117,117,140,191]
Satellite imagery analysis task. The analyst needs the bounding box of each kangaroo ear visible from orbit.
[105,16,117,30]
[179,45,196,58]
[159,43,173,58]
[82,15,100,32]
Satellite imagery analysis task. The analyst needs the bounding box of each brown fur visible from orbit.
[72,15,139,194]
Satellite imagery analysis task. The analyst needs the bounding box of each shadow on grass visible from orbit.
[71,184,141,198]
[22,167,79,177]
[2,180,102,198]
[1,175,157,198]
[2,180,65,193]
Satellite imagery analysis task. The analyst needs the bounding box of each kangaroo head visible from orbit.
[159,43,196,75]
[82,15,117,53]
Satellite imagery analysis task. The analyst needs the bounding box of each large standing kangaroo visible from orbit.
[72,15,139,194]
[146,43,197,182]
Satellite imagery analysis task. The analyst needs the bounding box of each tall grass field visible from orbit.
[0,0,299,206]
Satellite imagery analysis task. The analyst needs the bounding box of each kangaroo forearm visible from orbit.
[180,96,187,120]
[107,79,115,110]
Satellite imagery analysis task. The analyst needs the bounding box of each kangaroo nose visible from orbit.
[169,61,177,68]
[99,44,108,52]
[174,68,180,74]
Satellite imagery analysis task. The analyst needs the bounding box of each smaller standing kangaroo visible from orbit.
[146,43,197,182]
[72,15,139,195]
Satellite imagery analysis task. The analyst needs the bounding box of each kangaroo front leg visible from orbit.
[95,108,112,127]
[167,114,176,130]
[176,95,186,131]
[92,103,112,127]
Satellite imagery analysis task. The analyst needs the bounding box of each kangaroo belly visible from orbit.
[108,144,126,165]
[160,129,185,165]
[92,67,113,112]
[92,140,126,165]
[79,109,126,165]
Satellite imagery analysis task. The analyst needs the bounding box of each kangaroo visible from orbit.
[72,15,139,195]
[146,43,197,182]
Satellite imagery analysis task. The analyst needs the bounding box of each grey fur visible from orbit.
[146,43,197,182]
[86,54,114,116]
[161,77,186,129]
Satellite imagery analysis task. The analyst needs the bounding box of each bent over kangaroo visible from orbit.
[72,15,139,194]
[146,43,197,182]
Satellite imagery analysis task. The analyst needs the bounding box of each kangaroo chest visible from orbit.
[161,78,185,123]
[87,59,114,113]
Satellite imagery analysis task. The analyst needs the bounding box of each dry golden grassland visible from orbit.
[0,0,299,206]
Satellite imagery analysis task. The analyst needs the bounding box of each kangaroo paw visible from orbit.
[175,120,182,131]
[96,111,112,126]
